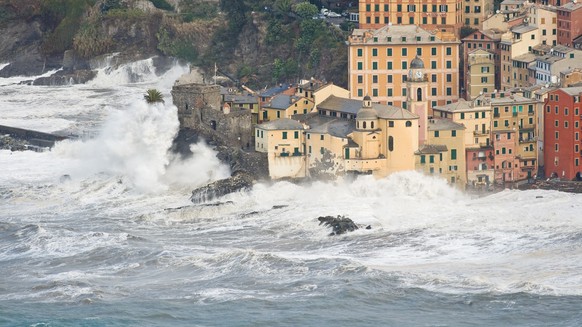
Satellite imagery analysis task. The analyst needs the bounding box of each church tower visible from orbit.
[406,56,429,145]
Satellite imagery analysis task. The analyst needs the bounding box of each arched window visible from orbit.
[371,121,375,129]
[388,136,394,151]
[405,121,412,127]
[357,121,359,129]
[417,88,422,101]
[363,121,367,129]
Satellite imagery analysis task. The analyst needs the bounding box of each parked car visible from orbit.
[327,11,341,18]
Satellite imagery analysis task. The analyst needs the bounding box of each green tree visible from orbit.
[293,2,317,19]
[144,89,164,104]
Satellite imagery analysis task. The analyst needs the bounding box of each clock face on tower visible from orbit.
[415,70,423,79]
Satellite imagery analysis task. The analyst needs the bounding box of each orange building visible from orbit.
[358,0,463,35]
[348,25,460,110]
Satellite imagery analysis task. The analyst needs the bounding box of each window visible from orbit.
[357,49,363,57]
[452,130,457,137]
[402,61,408,69]
[372,62,378,70]
[421,155,426,163]
[446,61,452,69]
[446,47,452,55]
[357,62,363,70]
[294,131,299,139]
[429,155,435,163]
[387,75,393,83]
[431,61,437,69]
[388,136,394,151]
[402,48,408,56]
[387,48,392,56]
[451,149,457,160]
[435,131,440,137]
[387,88,393,96]
[431,48,437,55]
[372,48,377,56]
[320,135,324,141]
[282,132,287,139]
[357,75,363,84]
[387,61,393,70]
[372,75,378,83]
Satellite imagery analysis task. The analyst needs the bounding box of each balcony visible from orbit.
[528,111,534,116]
[519,137,537,143]
[512,112,518,117]
[474,130,490,136]
[494,113,500,118]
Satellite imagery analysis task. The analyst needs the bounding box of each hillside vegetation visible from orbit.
[0,0,348,88]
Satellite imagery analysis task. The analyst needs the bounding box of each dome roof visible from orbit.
[410,56,425,69]
[357,107,378,120]
[363,95,372,101]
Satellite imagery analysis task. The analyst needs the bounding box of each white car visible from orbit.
[327,12,341,18]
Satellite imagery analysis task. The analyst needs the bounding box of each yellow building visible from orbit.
[256,95,420,179]
[433,98,494,186]
[463,0,494,29]
[261,94,314,122]
[348,25,460,110]
[358,0,463,36]
[490,93,540,184]
[466,49,496,99]
[416,118,467,188]
[254,119,307,179]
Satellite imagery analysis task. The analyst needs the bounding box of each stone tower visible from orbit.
[171,82,252,148]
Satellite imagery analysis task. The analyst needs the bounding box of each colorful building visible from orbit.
[556,1,582,47]
[357,0,463,35]
[255,119,307,179]
[348,25,460,109]
[543,86,582,179]
[416,118,467,188]
[261,94,314,122]
[490,93,541,184]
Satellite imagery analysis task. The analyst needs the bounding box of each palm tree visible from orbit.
[144,89,164,104]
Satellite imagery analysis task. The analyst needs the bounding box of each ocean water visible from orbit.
[1,59,582,327]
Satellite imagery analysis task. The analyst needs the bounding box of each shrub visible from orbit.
[149,0,173,11]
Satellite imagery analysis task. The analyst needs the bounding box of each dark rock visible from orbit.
[31,70,97,86]
[190,170,255,204]
[318,215,362,236]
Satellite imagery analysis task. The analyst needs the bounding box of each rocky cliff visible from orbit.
[0,0,348,88]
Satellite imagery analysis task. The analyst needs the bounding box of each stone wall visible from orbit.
[171,83,253,148]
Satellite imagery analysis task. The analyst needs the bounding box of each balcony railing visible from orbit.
[528,111,534,116]
[519,137,537,143]
[474,130,490,135]
[494,113,500,118]
[512,112,518,117]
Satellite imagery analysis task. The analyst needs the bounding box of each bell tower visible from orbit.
[406,56,429,145]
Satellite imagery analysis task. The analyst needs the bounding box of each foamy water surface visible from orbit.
[1,60,581,326]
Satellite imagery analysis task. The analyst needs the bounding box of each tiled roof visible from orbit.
[257,118,304,130]
[264,94,302,110]
[318,95,418,120]
[415,144,448,154]
[428,118,466,131]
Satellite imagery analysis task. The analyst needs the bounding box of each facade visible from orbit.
[500,23,541,91]
[467,49,496,99]
[416,118,467,187]
[556,1,582,46]
[357,0,463,35]
[261,94,314,122]
[543,87,582,179]
[433,98,494,186]
[461,29,503,98]
[528,4,558,47]
[490,93,541,184]
[348,25,460,109]
[258,85,296,124]
[463,0,495,29]
[255,119,307,179]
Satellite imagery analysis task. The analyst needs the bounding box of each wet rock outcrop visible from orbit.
[318,215,371,236]
[190,170,255,204]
